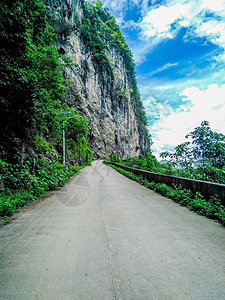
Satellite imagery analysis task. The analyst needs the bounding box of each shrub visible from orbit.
[108,153,122,163]
[0,159,86,217]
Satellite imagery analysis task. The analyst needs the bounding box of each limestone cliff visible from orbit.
[45,0,151,158]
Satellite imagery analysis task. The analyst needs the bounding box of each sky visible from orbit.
[100,0,225,159]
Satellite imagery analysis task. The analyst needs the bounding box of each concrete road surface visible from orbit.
[0,160,225,300]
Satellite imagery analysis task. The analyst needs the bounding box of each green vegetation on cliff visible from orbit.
[81,0,149,139]
[0,0,91,216]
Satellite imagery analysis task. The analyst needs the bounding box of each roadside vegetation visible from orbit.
[109,121,225,184]
[107,121,225,225]
[107,165,225,226]
[0,161,87,217]
[0,0,91,217]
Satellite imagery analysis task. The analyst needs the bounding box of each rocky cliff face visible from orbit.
[45,0,151,158]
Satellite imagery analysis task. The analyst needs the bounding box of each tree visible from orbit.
[0,0,91,165]
[142,152,159,171]
[186,121,225,168]
[160,142,193,168]
[0,0,64,162]
[160,121,225,168]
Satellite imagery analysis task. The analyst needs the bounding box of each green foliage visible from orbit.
[0,0,92,217]
[35,135,55,156]
[119,87,130,101]
[0,158,85,217]
[107,164,225,226]
[141,153,159,171]
[160,121,225,184]
[55,109,92,163]
[122,153,165,173]
[82,1,112,76]
[160,121,225,168]
[113,147,225,184]
[0,0,92,161]
[108,153,122,163]
[0,0,64,160]
[0,0,91,162]
[122,157,144,169]
[186,120,225,168]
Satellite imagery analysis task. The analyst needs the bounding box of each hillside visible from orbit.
[45,0,151,158]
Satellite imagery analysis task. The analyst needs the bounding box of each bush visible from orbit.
[0,1,92,217]
[0,159,85,217]
[108,153,122,163]
[121,152,225,184]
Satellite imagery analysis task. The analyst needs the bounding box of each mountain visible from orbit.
[45,0,151,159]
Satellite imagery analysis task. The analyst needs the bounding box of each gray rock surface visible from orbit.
[45,0,151,158]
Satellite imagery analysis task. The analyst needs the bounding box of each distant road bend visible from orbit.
[1,160,225,299]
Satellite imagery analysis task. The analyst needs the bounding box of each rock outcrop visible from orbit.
[45,0,151,158]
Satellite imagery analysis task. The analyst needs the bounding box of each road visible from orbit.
[0,160,225,300]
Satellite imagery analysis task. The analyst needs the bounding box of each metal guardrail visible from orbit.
[104,161,225,204]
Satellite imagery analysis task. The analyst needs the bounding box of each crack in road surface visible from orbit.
[0,161,225,299]
[99,185,120,300]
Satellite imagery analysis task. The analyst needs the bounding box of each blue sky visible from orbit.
[100,0,225,159]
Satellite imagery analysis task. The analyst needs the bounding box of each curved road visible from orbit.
[1,161,225,299]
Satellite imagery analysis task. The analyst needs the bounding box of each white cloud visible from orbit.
[200,0,225,14]
[213,52,225,63]
[150,83,225,159]
[97,0,225,65]
[140,3,191,39]
[148,62,179,76]
[140,0,151,15]
[121,20,139,30]
[180,83,225,113]
[139,0,225,52]
[194,20,225,47]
